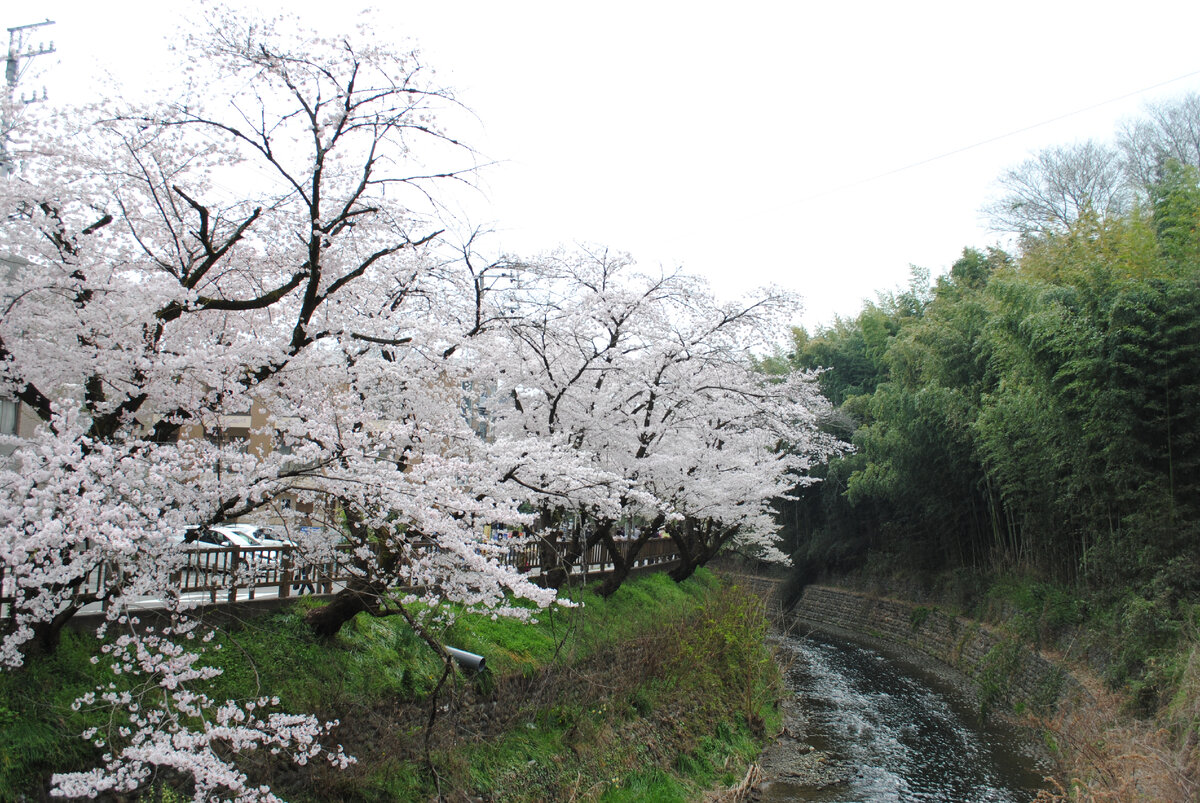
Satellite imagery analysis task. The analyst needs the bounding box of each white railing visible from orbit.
[0,536,682,618]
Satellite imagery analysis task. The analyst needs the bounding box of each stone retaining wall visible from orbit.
[794,585,1092,715]
[721,574,1090,719]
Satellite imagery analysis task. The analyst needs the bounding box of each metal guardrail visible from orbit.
[0,536,681,618]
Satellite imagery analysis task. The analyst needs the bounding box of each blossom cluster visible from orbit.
[0,4,842,798]
[51,619,353,802]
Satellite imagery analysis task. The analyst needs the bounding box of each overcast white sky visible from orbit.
[14,1,1200,328]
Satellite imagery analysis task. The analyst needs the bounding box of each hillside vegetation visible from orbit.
[0,570,779,802]
[771,95,1200,800]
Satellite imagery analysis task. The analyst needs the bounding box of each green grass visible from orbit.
[0,631,112,797]
[600,767,692,802]
[442,599,566,675]
[978,575,1085,648]
[0,569,778,802]
[424,572,777,802]
[977,574,1199,716]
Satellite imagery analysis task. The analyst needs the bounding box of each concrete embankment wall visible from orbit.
[721,573,1090,718]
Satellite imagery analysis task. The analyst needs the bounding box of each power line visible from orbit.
[774,66,1200,210]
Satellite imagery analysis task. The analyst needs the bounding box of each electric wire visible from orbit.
[773,67,1200,210]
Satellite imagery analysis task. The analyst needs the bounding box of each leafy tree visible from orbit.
[1149,159,1200,267]
[781,99,1200,704]
[942,246,1010,292]
[782,225,1200,589]
[775,272,938,578]
[788,318,883,407]
[842,253,1008,572]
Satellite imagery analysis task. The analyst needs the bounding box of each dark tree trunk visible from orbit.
[303,501,402,638]
[23,567,101,656]
[667,517,700,582]
[669,560,699,583]
[304,576,390,638]
[596,513,666,597]
[538,530,561,576]
[595,533,635,597]
[668,517,729,582]
[542,547,571,590]
[544,524,607,589]
[27,602,82,655]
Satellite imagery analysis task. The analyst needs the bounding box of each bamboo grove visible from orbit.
[775,155,1200,614]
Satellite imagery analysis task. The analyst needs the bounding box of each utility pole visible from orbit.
[2,19,55,175]
[1,20,55,438]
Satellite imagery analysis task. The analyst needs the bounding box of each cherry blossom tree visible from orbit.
[0,5,841,796]
[484,247,844,595]
[0,6,551,797]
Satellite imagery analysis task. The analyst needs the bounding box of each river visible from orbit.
[756,631,1050,802]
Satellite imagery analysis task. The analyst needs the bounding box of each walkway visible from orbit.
[2,536,681,619]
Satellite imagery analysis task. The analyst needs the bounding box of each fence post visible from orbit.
[279,549,293,599]
[320,559,333,595]
[227,545,240,604]
[98,563,110,613]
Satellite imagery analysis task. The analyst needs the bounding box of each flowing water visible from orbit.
[759,632,1049,802]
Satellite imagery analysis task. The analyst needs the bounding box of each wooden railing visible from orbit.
[0,536,681,618]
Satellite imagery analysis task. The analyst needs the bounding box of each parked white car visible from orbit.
[179,526,281,575]
[220,523,294,548]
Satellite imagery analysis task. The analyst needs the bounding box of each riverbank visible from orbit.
[0,570,779,801]
[748,679,850,799]
[723,571,1196,802]
[794,583,1200,801]
[791,585,1083,721]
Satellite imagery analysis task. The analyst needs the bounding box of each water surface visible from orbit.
[761,632,1048,802]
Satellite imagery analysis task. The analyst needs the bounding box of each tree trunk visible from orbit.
[24,569,100,656]
[595,538,633,597]
[544,525,607,589]
[542,547,571,590]
[303,500,405,638]
[28,602,82,656]
[667,518,699,582]
[537,530,561,585]
[669,517,727,583]
[596,514,665,597]
[669,559,700,583]
[304,576,390,638]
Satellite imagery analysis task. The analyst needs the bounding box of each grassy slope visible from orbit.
[0,570,780,801]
